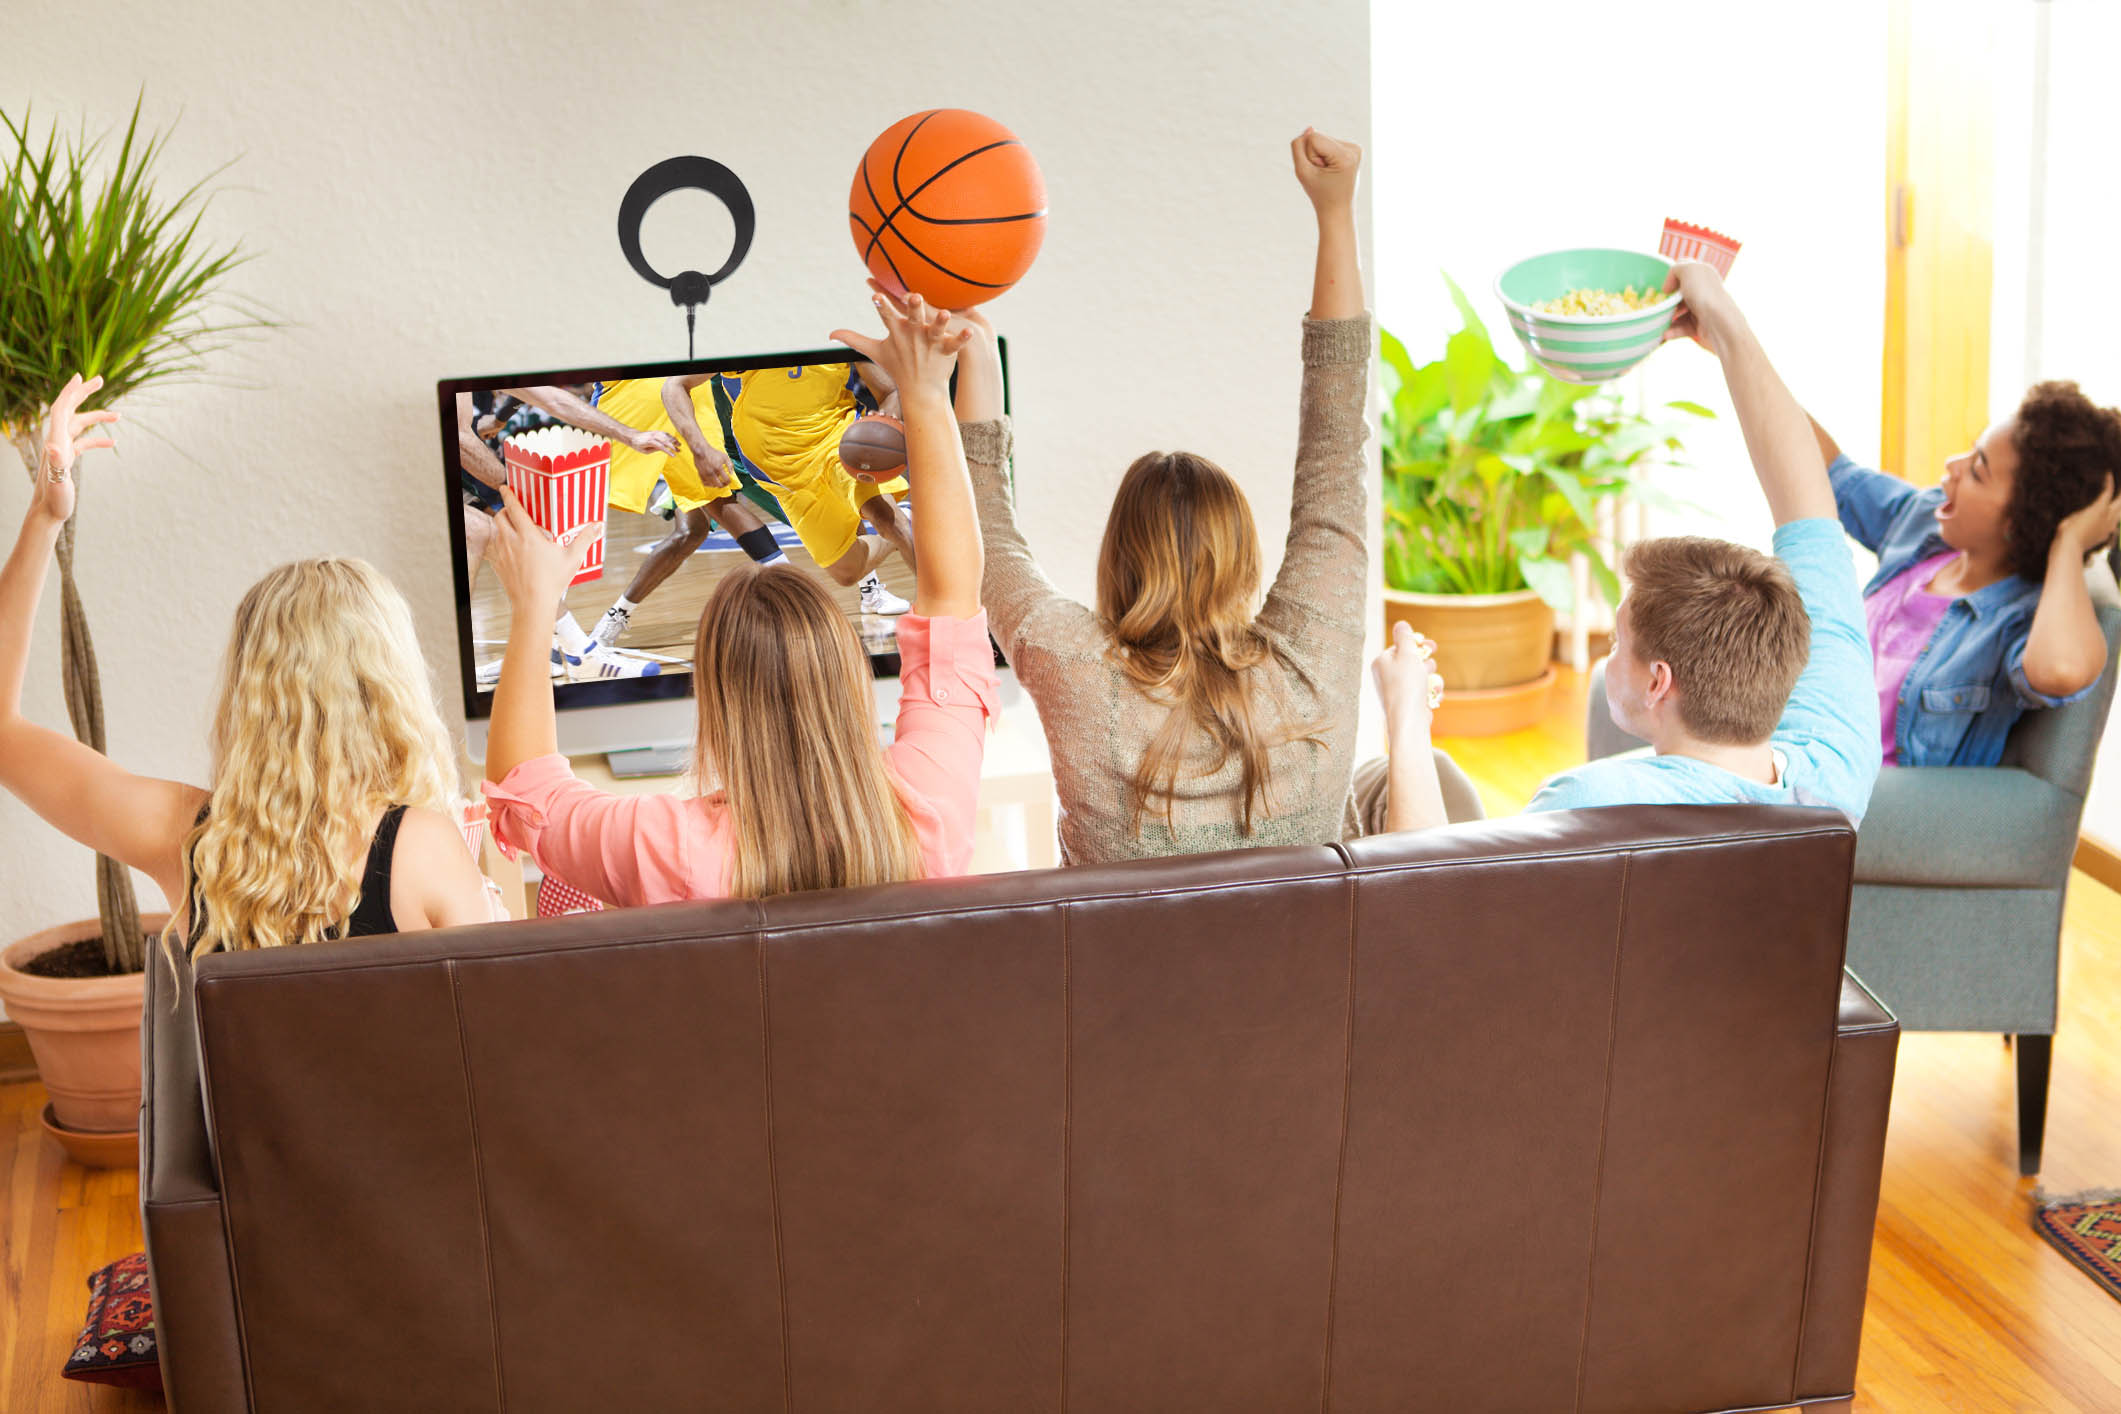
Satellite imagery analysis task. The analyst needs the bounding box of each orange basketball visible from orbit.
[848,109,1046,309]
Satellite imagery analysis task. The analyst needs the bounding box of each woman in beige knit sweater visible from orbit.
[944,129,1385,864]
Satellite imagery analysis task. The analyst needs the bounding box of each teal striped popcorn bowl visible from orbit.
[1496,249,1678,384]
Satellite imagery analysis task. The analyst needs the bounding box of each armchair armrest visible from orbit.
[1796,971,1899,1401]
[143,950,218,1205]
[1853,766,2081,889]
[142,948,250,1412]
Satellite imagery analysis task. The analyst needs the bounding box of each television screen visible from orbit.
[439,342,1007,723]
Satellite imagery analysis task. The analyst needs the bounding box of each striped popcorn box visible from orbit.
[1658,219,1741,278]
[456,799,488,859]
[536,873,607,917]
[503,425,611,586]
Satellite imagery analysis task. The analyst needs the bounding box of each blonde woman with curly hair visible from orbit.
[0,375,495,957]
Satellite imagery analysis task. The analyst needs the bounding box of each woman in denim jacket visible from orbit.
[1814,381,2121,767]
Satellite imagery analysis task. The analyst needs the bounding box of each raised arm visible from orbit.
[482,490,593,783]
[506,385,680,458]
[832,290,981,618]
[1808,413,1843,471]
[1665,264,1834,525]
[1297,127,1363,321]
[1803,405,1926,551]
[925,295,1080,659]
[659,375,736,489]
[1257,128,1371,646]
[0,375,202,896]
[2021,481,2121,698]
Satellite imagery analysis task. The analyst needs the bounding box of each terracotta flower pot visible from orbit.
[0,917,164,1134]
[1383,588,1558,737]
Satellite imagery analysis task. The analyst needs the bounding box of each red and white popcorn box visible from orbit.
[456,798,488,859]
[503,426,610,586]
[536,873,607,917]
[1659,219,1742,278]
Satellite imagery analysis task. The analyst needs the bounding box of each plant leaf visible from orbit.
[1443,326,1493,416]
[1518,553,1576,614]
[1508,526,1551,559]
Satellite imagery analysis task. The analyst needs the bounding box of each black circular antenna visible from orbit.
[617,155,755,356]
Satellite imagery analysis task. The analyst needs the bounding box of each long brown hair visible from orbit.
[692,565,925,897]
[1097,451,1313,835]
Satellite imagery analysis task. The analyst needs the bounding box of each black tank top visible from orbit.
[187,805,408,947]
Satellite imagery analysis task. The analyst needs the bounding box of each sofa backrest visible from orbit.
[163,805,1878,1414]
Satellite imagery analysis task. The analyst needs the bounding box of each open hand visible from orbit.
[867,280,996,349]
[2056,476,2121,559]
[32,373,118,523]
[1291,127,1362,211]
[489,487,594,616]
[1372,621,1445,736]
[831,287,972,405]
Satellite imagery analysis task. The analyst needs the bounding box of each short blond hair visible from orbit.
[1619,537,1810,744]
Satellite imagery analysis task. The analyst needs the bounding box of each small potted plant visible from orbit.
[0,99,262,1160]
[1380,277,1708,735]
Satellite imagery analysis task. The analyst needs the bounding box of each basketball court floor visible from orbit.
[467,505,921,682]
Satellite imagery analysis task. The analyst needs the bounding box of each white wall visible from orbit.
[2006,1,2121,841]
[1373,0,1887,562]
[0,1,1371,962]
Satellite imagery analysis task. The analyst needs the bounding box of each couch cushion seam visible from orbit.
[448,958,509,1413]
[1572,851,1633,1413]
[1319,874,1358,1414]
[757,925,794,1413]
[1058,903,1073,1414]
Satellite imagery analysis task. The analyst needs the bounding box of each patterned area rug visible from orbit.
[2034,1191,2121,1302]
[61,1251,162,1388]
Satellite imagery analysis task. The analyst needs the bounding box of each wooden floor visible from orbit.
[4,668,2120,1409]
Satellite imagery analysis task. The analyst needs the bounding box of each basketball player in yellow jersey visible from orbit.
[727,362,917,612]
[584,376,791,650]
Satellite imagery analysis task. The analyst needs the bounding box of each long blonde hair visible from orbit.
[693,565,925,898]
[164,559,459,959]
[1097,451,1317,835]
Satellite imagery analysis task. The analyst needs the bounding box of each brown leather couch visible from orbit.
[142,804,1897,1413]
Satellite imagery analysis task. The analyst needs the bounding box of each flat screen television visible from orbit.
[438,341,1009,760]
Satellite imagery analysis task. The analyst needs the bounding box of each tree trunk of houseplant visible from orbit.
[7,425,145,976]
[0,428,151,1152]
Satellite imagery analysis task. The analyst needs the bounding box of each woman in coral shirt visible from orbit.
[480,292,993,903]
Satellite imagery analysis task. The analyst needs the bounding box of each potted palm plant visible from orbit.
[0,99,262,1157]
[1380,277,1708,735]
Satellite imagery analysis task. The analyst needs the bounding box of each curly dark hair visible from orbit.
[2003,381,2121,580]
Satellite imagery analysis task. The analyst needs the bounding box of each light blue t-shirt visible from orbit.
[1526,517,1884,824]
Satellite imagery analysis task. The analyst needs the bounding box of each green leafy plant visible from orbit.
[1381,276,1709,614]
[1,98,267,973]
